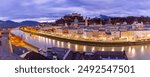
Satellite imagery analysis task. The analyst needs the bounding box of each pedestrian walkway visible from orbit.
[0,34,22,60]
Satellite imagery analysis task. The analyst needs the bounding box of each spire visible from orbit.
[100,19,103,25]
[85,17,88,26]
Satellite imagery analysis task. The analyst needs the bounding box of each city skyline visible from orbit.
[0,0,150,22]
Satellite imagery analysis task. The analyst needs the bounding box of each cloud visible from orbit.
[12,17,56,22]
[0,0,150,22]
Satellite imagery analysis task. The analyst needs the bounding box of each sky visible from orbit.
[0,0,150,22]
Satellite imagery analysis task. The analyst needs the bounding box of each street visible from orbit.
[0,34,22,60]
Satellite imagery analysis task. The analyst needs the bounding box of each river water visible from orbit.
[11,29,150,60]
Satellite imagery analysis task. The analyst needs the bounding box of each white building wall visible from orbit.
[68,29,78,35]
[55,29,63,34]
[111,31,121,37]
[133,31,150,37]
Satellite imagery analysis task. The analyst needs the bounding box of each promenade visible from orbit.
[0,34,22,60]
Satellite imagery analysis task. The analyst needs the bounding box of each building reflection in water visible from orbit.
[141,46,144,54]
[83,45,86,51]
[121,47,124,51]
[112,47,115,52]
[128,47,131,53]
[91,47,95,52]
[67,42,71,49]
[131,48,136,58]
[75,44,78,51]
[102,47,105,51]
[61,42,64,48]
[10,29,150,60]
[57,41,60,47]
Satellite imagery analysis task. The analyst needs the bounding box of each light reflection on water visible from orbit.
[121,47,124,51]
[11,29,150,60]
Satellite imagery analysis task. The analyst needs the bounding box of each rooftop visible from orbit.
[40,47,128,60]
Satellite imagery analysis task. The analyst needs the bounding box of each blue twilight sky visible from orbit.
[0,0,150,22]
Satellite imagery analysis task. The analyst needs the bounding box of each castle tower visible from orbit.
[74,17,79,27]
[108,18,112,24]
[100,19,102,25]
[65,21,68,27]
[85,17,88,26]
[94,22,96,26]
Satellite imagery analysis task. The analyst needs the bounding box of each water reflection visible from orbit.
[131,48,136,58]
[75,44,78,51]
[128,47,131,53]
[91,47,95,52]
[11,29,150,60]
[83,45,86,51]
[141,46,144,54]
[121,47,124,51]
[67,42,71,49]
[102,47,105,51]
[112,47,115,52]
[61,42,64,48]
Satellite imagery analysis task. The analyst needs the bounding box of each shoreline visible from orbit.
[9,33,39,51]
[19,28,150,47]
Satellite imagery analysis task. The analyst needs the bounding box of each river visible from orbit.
[11,29,150,60]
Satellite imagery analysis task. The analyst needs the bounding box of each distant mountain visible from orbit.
[4,20,20,26]
[100,15,110,20]
[0,20,40,27]
[20,21,39,26]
